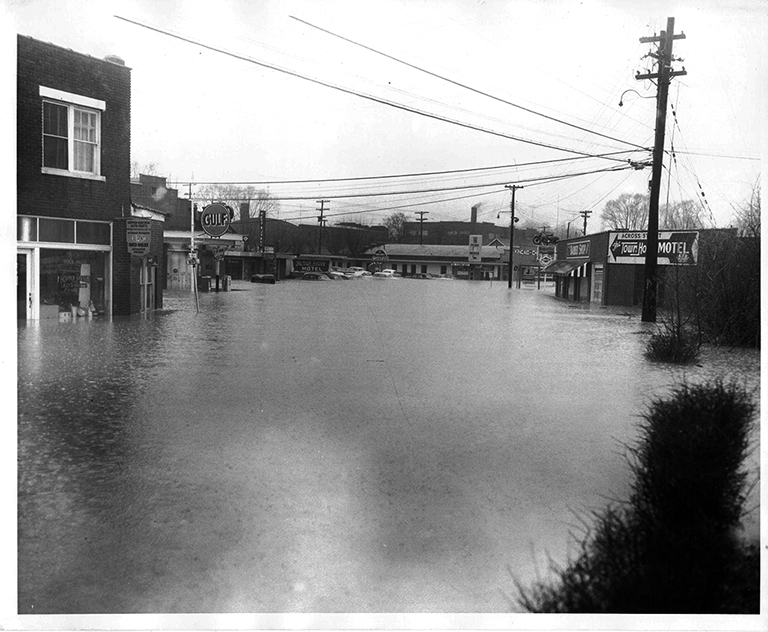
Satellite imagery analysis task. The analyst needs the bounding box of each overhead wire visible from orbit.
[170,151,637,187]
[290,15,649,152]
[115,15,636,162]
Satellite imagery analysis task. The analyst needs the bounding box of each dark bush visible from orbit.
[644,323,699,364]
[516,381,758,613]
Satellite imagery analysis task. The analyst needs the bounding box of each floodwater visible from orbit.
[17,278,760,614]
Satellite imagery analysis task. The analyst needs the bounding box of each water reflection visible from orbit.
[18,281,760,613]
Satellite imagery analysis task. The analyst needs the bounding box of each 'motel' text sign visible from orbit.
[201,203,231,237]
[608,231,699,265]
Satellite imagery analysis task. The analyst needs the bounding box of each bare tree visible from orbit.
[384,212,407,243]
[131,161,161,179]
[195,185,278,222]
[600,193,649,230]
[660,200,707,229]
[732,179,761,238]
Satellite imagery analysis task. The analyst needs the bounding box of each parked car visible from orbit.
[411,273,432,279]
[372,269,398,278]
[250,274,277,284]
[345,267,371,277]
[327,270,351,280]
[299,271,333,281]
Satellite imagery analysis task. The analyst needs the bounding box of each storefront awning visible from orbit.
[543,260,583,276]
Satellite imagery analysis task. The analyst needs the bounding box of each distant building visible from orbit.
[16,35,166,319]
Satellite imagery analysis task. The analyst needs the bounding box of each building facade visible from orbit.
[16,35,161,320]
[546,229,733,306]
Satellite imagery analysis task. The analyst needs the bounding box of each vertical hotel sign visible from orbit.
[126,218,151,256]
[468,235,482,262]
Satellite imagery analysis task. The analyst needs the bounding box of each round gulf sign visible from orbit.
[200,203,231,237]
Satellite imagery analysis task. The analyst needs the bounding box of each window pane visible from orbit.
[43,136,68,169]
[17,216,38,241]
[43,102,67,136]
[39,249,107,314]
[39,218,75,243]
[76,221,110,245]
[74,141,95,172]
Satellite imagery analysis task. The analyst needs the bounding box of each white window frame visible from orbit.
[40,86,106,181]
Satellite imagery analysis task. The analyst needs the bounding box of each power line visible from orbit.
[169,150,640,188]
[115,15,635,161]
[222,164,635,202]
[290,15,650,152]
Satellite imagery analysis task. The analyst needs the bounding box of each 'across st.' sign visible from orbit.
[200,203,232,237]
[608,231,699,265]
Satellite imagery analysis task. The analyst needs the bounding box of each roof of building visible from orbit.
[364,243,506,260]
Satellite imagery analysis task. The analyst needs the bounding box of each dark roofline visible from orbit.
[18,34,133,70]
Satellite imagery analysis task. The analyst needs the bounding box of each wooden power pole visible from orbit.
[637,17,686,322]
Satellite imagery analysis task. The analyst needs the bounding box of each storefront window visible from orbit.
[39,218,75,243]
[76,221,111,245]
[39,249,106,315]
[17,216,38,242]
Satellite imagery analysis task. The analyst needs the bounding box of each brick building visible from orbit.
[16,35,161,320]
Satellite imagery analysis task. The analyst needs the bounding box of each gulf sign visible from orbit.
[200,203,231,237]
[608,231,698,265]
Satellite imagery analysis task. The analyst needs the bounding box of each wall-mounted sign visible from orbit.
[608,231,699,265]
[294,258,329,273]
[567,240,590,258]
[126,218,151,256]
[200,203,231,237]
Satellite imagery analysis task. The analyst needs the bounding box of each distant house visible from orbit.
[16,35,168,319]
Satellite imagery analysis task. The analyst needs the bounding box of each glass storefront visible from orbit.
[39,249,107,318]
[17,215,112,321]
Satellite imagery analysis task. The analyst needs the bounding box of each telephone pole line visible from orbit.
[579,210,592,235]
[414,211,429,245]
[316,200,329,254]
[504,184,522,289]
[637,17,686,322]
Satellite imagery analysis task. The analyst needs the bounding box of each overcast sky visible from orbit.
[6,0,766,231]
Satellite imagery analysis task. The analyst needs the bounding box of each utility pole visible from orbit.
[637,17,686,322]
[259,206,267,272]
[579,210,592,235]
[415,211,429,245]
[504,184,522,289]
[316,200,329,255]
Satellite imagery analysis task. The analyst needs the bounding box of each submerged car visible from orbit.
[299,271,333,281]
[250,274,277,284]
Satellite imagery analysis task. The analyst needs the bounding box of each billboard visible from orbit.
[608,231,699,265]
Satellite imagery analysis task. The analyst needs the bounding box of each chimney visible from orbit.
[470,204,479,233]
[240,202,250,220]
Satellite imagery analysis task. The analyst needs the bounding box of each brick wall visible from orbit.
[112,217,166,315]
[17,35,131,221]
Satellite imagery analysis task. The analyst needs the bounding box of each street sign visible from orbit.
[126,218,151,256]
[539,254,553,267]
[200,203,231,237]
[608,231,699,265]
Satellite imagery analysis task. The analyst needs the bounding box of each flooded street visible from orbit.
[17,279,760,614]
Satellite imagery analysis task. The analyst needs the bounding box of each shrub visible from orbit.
[516,381,758,613]
[644,322,699,364]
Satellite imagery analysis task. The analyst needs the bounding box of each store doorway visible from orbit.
[17,251,32,320]
[140,258,156,313]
